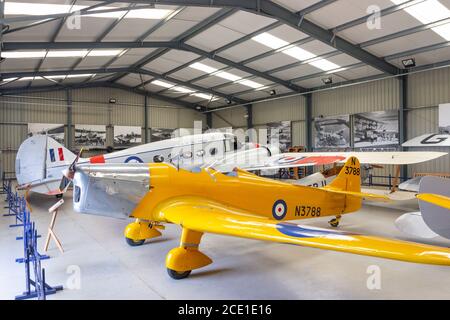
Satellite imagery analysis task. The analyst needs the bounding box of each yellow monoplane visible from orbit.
[70,157,450,279]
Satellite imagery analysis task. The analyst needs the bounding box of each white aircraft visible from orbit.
[402,133,450,147]
[395,176,450,239]
[16,132,275,195]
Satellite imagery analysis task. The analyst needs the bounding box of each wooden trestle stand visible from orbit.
[44,199,64,253]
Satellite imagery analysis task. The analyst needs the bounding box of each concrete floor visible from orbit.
[1,190,450,300]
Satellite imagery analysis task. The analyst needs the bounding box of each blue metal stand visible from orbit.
[15,211,49,263]
[14,216,63,300]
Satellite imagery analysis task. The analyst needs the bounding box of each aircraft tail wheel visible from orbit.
[125,237,145,246]
[167,268,191,280]
[328,218,340,228]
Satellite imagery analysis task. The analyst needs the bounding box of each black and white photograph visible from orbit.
[314,115,350,148]
[267,121,291,152]
[74,124,106,147]
[354,110,399,148]
[150,128,175,142]
[439,103,450,134]
[113,126,142,147]
[27,123,65,144]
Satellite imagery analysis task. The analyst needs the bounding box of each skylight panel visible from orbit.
[309,59,341,71]
[46,50,88,58]
[252,33,289,49]
[172,87,194,94]
[0,77,19,85]
[87,50,124,57]
[251,32,343,73]
[188,62,262,88]
[215,71,241,82]
[432,24,450,40]
[191,93,218,101]
[391,0,450,40]
[125,8,173,20]
[2,50,123,59]
[189,62,218,73]
[1,51,47,58]
[5,2,174,20]
[282,46,316,61]
[236,79,264,89]
[151,80,175,88]
[391,0,450,24]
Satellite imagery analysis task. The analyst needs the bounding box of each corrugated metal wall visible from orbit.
[253,96,307,146]
[212,107,248,129]
[311,78,400,181]
[312,78,400,116]
[0,87,205,175]
[407,67,450,175]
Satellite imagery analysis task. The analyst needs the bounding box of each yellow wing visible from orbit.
[417,193,450,210]
[158,196,450,266]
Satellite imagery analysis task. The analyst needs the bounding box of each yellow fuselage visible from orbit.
[131,164,360,222]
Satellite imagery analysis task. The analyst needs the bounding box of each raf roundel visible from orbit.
[272,200,287,220]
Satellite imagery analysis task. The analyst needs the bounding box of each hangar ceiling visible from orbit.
[1,0,450,111]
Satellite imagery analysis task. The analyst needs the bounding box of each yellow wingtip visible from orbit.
[417,193,450,210]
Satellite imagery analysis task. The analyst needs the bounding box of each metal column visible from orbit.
[206,112,213,129]
[399,74,408,180]
[144,94,149,143]
[246,104,253,129]
[66,89,73,149]
[305,93,313,151]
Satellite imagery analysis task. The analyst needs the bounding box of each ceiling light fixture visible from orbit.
[321,77,333,85]
[401,57,416,68]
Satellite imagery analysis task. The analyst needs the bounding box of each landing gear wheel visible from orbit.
[167,268,191,280]
[125,237,145,246]
[328,218,340,228]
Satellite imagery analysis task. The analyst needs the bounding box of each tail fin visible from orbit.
[16,135,76,194]
[326,156,361,193]
[323,157,388,213]
[45,135,76,169]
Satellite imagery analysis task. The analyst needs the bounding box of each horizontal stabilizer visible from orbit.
[322,188,390,201]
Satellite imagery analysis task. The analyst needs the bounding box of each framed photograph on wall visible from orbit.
[28,123,65,144]
[113,126,142,147]
[267,121,291,152]
[353,110,399,148]
[314,115,350,149]
[74,124,106,147]
[151,128,175,142]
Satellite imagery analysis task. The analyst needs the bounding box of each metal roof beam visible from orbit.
[135,68,247,104]
[2,41,182,50]
[161,1,337,83]
[106,82,204,111]
[110,8,237,83]
[1,66,247,105]
[82,0,400,74]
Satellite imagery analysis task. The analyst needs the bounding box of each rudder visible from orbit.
[324,156,362,213]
